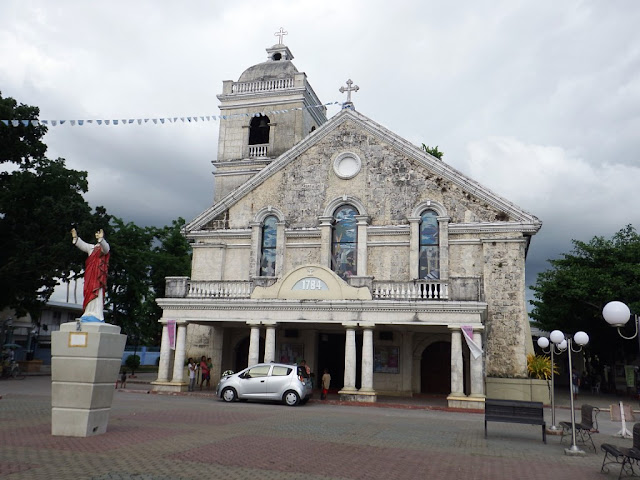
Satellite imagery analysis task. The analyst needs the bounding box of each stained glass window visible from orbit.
[419,210,439,279]
[331,205,358,280]
[259,215,277,276]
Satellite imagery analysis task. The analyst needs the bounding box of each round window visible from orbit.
[333,152,361,179]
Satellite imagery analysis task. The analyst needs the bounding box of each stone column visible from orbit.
[263,323,277,363]
[360,325,375,394]
[355,215,369,276]
[275,221,286,277]
[408,217,420,279]
[249,221,261,277]
[470,329,485,397]
[171,323,187,383]
[318,216,333,269]
[248,323,261,366]
[340,325,357,395]
[449,328,464,396]
[437,216,450,280]
[156,323,171,382]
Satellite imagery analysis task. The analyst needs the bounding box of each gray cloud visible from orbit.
[1,0,638,303]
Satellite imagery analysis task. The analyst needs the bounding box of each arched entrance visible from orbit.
[234,336,264,372]
[420,341,450,394]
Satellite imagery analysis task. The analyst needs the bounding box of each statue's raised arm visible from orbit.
[72,228,110,322]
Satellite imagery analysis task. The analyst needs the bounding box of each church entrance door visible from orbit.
[316,332,362,391]
[234,336,264,372]
[420,341,450,394]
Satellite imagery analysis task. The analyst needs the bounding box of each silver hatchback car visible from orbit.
[216,363,313,406]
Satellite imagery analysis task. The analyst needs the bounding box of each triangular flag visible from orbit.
[144,118,149,123]
[105,120,110,125]
[128,119,134,124]
[152,119,157,124]
[78,120,84,126]
[59,120,66,125]
[1,120,8,126]
[137,119,142,125]
[97,120,102,125]
[70,120,76,126]
[86,120,93,124]
[159,118,165,124]
[20,120,29,126]
[41,120,48,125]
[113,120,119,125]
[11,120,19,126]
[51,120,57,126]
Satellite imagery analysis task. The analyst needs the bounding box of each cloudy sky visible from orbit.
[1,1,639,306]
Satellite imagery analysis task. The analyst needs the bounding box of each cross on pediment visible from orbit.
[274,27,288,45]
[339,79,359,105]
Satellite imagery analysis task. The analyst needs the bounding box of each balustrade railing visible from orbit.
[372,280,449,300]
[178,278,479,302]
[249,144,268,157]
[232,78,294,93]
[187,280,254,299]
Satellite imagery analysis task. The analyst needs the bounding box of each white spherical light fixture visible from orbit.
[603,301,631,327]
[559,339,567,351]
[537,337,549,349]
[550,330,565,344]
[573,331,589,346]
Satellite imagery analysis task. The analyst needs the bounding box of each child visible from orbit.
[321,368,331,400]
[119,369,127,389]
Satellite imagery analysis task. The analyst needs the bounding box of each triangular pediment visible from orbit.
[187,108,540,233]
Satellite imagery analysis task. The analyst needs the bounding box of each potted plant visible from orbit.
[527,354,558,403]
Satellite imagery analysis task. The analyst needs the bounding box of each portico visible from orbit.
[153,265,487,408]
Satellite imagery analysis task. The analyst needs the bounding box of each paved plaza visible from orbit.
[0,375,637,479]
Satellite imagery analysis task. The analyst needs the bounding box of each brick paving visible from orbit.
[0,375,637,479]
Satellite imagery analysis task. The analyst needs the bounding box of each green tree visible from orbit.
[530,225,640,366]
[0,92,93,317]
[145,218,191,344]
[103,217,156,344]
[421,144,444,160]
[101,217,191,346]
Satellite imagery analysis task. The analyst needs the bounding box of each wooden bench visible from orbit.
[484,398,546,443]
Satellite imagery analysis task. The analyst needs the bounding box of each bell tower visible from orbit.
[213,31,327,202]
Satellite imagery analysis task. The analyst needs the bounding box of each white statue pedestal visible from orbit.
[51,321,126,437]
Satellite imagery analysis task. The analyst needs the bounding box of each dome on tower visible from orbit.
[238,42,298,83]
[238,58,298,83]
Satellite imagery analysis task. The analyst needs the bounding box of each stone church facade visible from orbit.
[152,37,542,409]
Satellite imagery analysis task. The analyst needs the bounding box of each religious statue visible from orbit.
[71,228,110,322]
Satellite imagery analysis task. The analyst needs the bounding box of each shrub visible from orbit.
[527,354,557,380]
[125,354,141,375]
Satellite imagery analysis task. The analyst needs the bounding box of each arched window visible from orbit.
[249,115,270,145]
[419,210,439,279]
[259,215,277,276]
[331,205,358,280]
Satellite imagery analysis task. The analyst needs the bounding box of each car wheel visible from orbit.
[283,390,300,406]
[221,387,237,402]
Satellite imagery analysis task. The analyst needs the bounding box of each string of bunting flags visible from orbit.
[0,101,342,127]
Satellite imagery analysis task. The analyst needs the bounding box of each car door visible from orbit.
[238,365,271,399]
[265,365,293,399]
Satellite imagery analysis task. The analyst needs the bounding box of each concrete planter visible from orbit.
[486,377,551,404]
[51,322,126,437]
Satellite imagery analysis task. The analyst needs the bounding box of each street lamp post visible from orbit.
[550,329,589,456]
[537,335,567,432]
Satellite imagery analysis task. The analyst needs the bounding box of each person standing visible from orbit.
[321,368,331,400]
[71,228,110,322]
[188,358,197,392]
[572,370,580,400]
[199,355,210,390]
